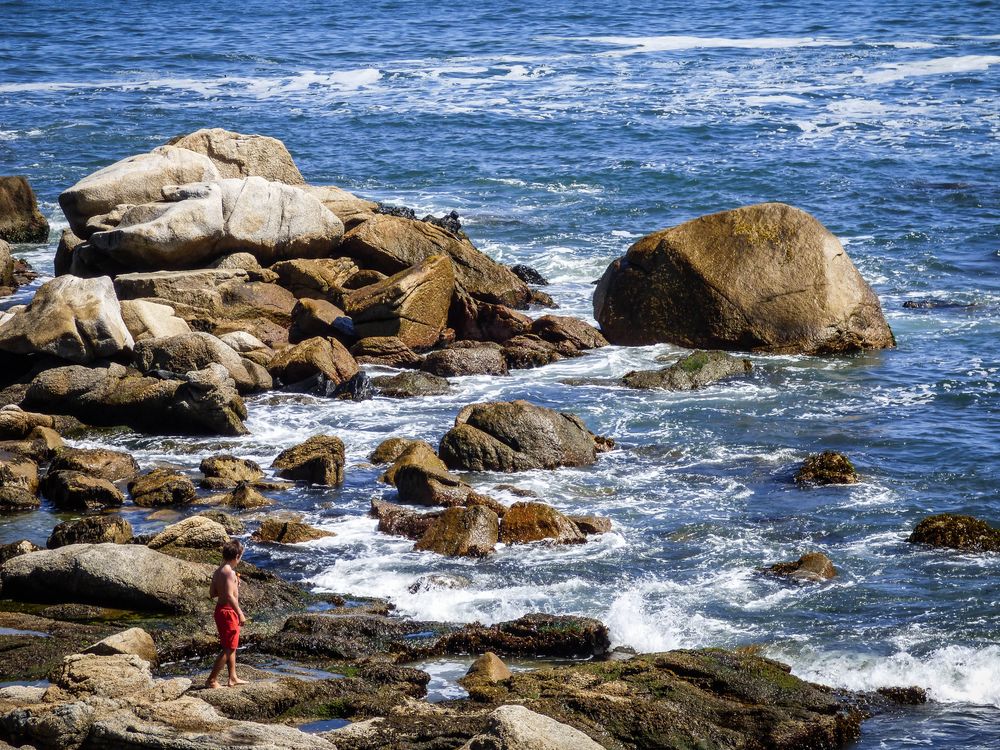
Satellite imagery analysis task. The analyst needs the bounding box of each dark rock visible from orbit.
[128,468,197,507]
[0,485,39,512]
[902,299,974,310]
[0,539,40,564]
[272,435,345,485]
[350,336,423,368]
[0,176,49,243]
[267,336,360,389]
[440,613,610,659]
[501,334,565,369]
[531,315,607,351]
[199,454,263,488]
[448,290,533,343]
[876,686,928,705]
[407,574,472,594]
[594,202,895,354]
[42,470,125,510]
[48,447,140,483]
[764,552,838,582]
[439,400,611,472]
[421,344,509,377]
[265,613,449,661]
[253,518,334,544]
[795,451,859,485]
[47,516,133,548]
[395,464,476,508]
[622,350,753,390]
[374,203,417,221]
[371,499,444,541]
[511,264,549,286]
[414,505,499,557]
[499,502,586,545]
[373,371,450,398]
[908,514,1000,553]
[568,515,613,535]
[422,210,462,235]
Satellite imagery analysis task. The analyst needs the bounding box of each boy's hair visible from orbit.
[222,538,244,562]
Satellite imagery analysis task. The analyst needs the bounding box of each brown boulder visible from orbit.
[47,516,133,548]
[622,350,753,390]
[289,298,352,343]
[373,371,450,398]
[0,176,49,243]
[48,447,140,483]
[132,331,272,394]
[272,435,345,485]
[166,128,306,184]
[395,463,476,508]
[43,471,125,510]
[341,214,531,307]
[370,499,443,540]
[439,400,610,472]
[765,552,838,582]
[252,518,334,544]
[0,485,39,512]
[463,652,513,683]
[212,483,275,509]
[267,336,359,388]
[350,336,423,368]
[271,257,358,300]
[381,441,448,485]
[568,515,613,535]
[342,254,455,349]
[0,239,13,289]
[0,452,38,494]
[199,454,263,488]
[501,334,566,369]
[908,514,1000,553]
[594,202,895,354]
[500,502,585,545]
[531,315,609,351]
[370,437,425,466]
[414,505,499,557]
[128,468,197,507]
[795,451,859,485]
[448,290,533,343]
[422,343,509,377]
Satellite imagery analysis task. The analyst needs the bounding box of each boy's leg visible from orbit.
[206,651,226,688]
[225,648,247,686]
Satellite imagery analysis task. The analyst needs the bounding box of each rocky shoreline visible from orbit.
[0,128,980,748]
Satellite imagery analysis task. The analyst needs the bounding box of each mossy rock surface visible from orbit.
[908,513,1000,552]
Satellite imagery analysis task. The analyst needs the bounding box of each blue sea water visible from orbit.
[2,1,999,747]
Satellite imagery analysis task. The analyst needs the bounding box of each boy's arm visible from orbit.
[222,569,247,623]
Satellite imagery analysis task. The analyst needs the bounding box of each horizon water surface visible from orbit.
[1,1,999,748]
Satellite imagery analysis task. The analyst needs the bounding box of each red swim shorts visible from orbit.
[214,606,240,650]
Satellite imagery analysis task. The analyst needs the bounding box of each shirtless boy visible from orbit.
[206,538,248,688]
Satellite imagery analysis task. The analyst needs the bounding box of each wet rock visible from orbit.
[0,240,13,291]
[408,573,472,594]
[795,451,859,485]
[380,440,449,484]
[24,363,249,436]
[59,145,221,238]
[531,315,608,351]
[342,254,455,349]
[133,331,272,394]
[902,299,974,310]
[371,437,424,465]
[289,297,353,343]
[876,686,928,705]
[458,704,604,750]
[595,202,895,354]
[0,539,40,565]
[266,613,450,661]
[422,343,509,377]
[195,510,245,534]
[463,652,513,684]
[499,502,585,545]
[268,336,360,388]
[415,505,499,557]
[119,299,192,341]
[341,214,532,307]
[439,400,611,472]
[88,177,344,270]
[272,257,358,300]
[908,514,1000,553]
[48,447,140,483]
[567,515,613,535]
[448,291,533,343]
[47,516,133,548]
[501,334,566,369]
[166,127,306,185]
[510,264,549,286]
[371,500,444,541]
[0,275,133,363]
[351,336,423,368]
[0,175,49,243]
[148,516,229,551]
[0,486,39,513]
[82,627,158,666]
[622,349,753,390]
[128,468,197,507]
[764,551,838,582]
[441,613,610,659]
[252,518,334,544]
[373,371,450,398]
[42,470,125,510]
[272,435,345,485]
[199,454,263,488]
[204,482,275,509]
[395,463,477,507]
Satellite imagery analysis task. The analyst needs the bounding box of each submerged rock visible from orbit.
[623,349,753,390]
[0,175,49,243]
[439,400,612,472]
[594,202,895,354]
[908,514,1000,553]
[272,435,345,485]
[795,451,859,485]
[764,552,838,582]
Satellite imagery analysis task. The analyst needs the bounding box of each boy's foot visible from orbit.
[227,678,249,687]
[205,680,221,689]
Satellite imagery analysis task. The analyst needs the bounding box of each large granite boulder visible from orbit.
[439,400,611,472]
[303,185,378,229]
[88,177,344,270]
[118,299,191,342]
[594,202,895,354]
[133,331,272,394]
[341,214,532,307]
[23,362,248,436]
[499,502,585,545]
[342,254,455,349]
[414,505,499,557]
[0,176,49,243]
[47,516,133,549]
[272,435,345,485]
[165,128,306,185]
[0,276,133,363]
[267,336,359,388]
[59,145,221,238]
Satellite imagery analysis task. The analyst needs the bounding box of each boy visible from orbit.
[206,538,248,688]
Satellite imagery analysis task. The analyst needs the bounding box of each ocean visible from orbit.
[2,1,999,746]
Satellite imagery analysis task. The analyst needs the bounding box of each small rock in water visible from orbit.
[794,451,859,485]
[510,264,549,286]
[622,350,752,391]
[373,371,450,398]
[907,513,1000,553]
[876,686,929,705]
[128,468,197,507]
[902,299,975,310]
[47,516,133,548]
[463,652,513,683]
[407,573,472,594]
[272,435,345,485]
[764,552,838,582]
[253,518,334,544]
